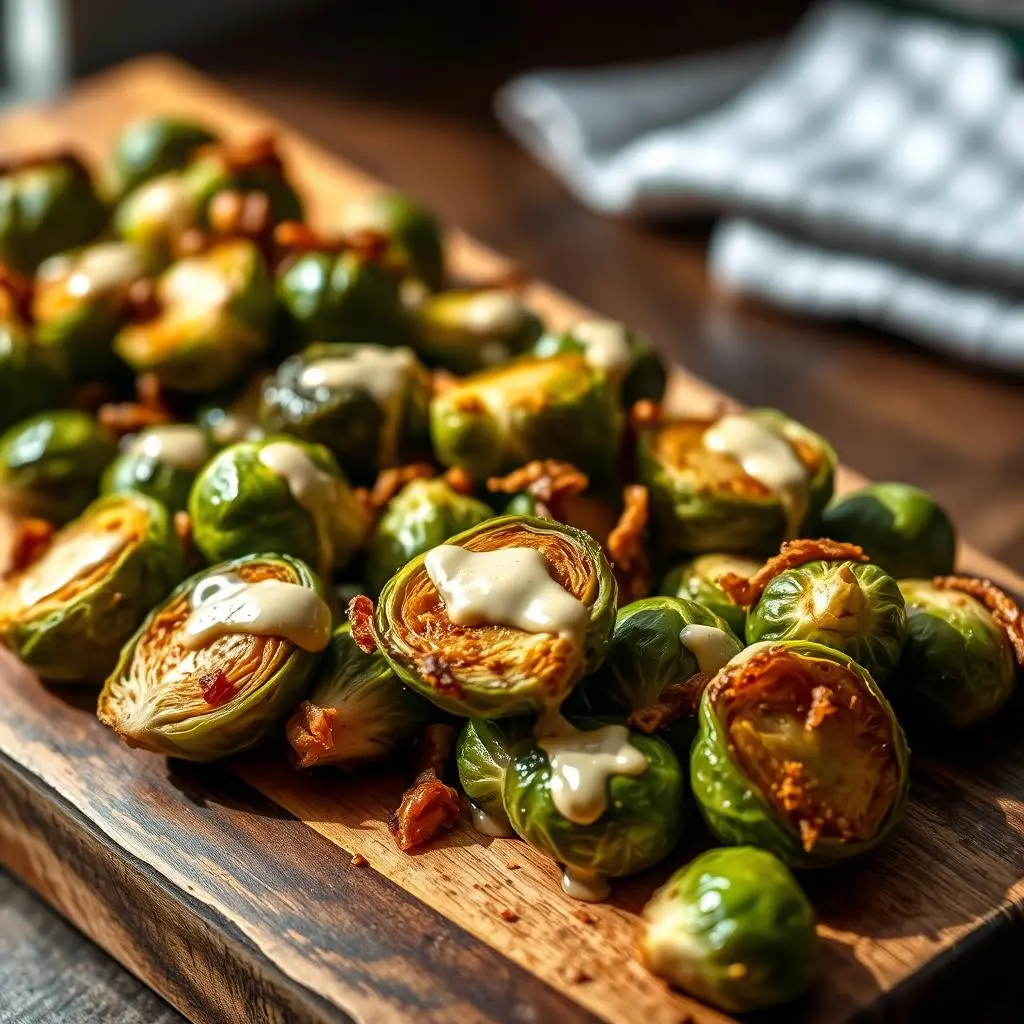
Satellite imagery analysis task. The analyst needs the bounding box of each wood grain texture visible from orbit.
[0,55,1023,1024]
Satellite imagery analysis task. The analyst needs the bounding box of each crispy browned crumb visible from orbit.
[351,853,368,868]
[805,684,838,730]
[776,761,807,815]
[285,701,337,769]
[487,460,589,509]
[499,908,519,923]
[798,818,822,853]
[628,673,709,734]
[933,575,1024,666]
[505,862,522,871]
[346,595,377,653]
[572,908,596,926]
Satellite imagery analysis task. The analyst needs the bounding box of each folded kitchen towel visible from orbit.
[496,1,1024,371]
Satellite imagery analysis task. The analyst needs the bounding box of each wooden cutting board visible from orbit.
[1,56,1023,1024]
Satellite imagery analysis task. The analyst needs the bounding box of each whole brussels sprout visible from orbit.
[746,558,907,684]
[503,717,685,899]
[533,318,665,406]
[413,288,543,374]
[189,436,371,580]
[259,343,431,484]
[0,410,117,524]
[430,354,623,483]
[337,191,445,290]
[285,622,436,769]
[373,514,617,718]
[111,116,218,196]
[0,491,185,683]
[895,578,1019,729]
[114,239,274,392]
[691,641,909,866]
[98,553,330,761]
[102,423,212,512]
[821,482,956,580]
[640,846,817,1013]
[660,553,760,638]
[33,241,147,381]
[0,154,106,274]
[367,476,494,594]
[455,717,532,836]
[638,409,836,557]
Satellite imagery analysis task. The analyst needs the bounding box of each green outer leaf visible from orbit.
[373,514,618,718]
[99,552,325,761]
[112,117,218,196]
[659,553,760,638]
[455,717,532,821]
[0,324,69,433]
[1,491,186,684]
[640,846,817,1013]
[691,641,909,867]
[503,718,685,878]
[101,443,206,514]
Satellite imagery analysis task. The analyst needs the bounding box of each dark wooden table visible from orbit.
[3,2,1022,1021]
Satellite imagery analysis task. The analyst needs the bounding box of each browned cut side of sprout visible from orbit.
[7,517,54,576]
[933,575,1024,666]
[346,595,377,654]
[719,539,869,608]
[606,484,651,604]
[389,724,460,851]
[286,700,337,769]
[628,672,710,734]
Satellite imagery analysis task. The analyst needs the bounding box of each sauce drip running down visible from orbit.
[183,571,331,652]
[702,414,810,538]
[424,545,588,640]
[41,242,141,297]
[462,290,523,335]
[130,424,209,470]
[679,624,742,677]
[18,530,129,606]
[572,319,632,375]
[468,802,515,838]
[561,866,612,902]
[298,346,416,404]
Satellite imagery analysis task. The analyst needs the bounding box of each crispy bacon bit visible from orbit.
[8,517,54,575]
[207,134,284,176]
[719,539,869,608]
[367,463,436,511]
[628,399,662,431]
[198,670,235,707]
[798,819,823,853]
[499,908,520,923]
[173,511,192,549]
[351,853,368,867]
[274,219,390,263]
[628,673,710,734]
[430,370,459,398]
[487,459,589,504]
[346,595,377,653]
[932,575,1024,666]
[606,485,651,604]
[0,264,34,323]
[442,466,475,496]
[418,652,463,698]
[805,685,838,730]
[125,277,160,322]
[285,701,338,769]
[390,727,460,852]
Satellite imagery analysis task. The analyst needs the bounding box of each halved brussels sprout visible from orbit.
[503,716,685,898]
[111,116,218,196]
[640,846,817,1013]
[413,288,542,374]
[430,354,623,483]
[337,192,445,290]
[745,556,907,684]
[285,622,435,769]
[660,553,761,638]
[259,343,431,484]
[189,436,371,580]
[102,423,212,512]
[373,514,617,718]
[98,553,329,761]
[455,717,532,835]
[895,578,1020,729]
[638,409,836,557]
[821,483,956,580]
[367,476,494,595]
[0,154,107,274]
[533,318,665,406]
[114,239,274,392]
[0,410,117,524]
[691,641,909,866]
[33,241,147,380]
[0,490,185,682]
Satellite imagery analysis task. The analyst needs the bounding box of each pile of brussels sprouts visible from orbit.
[0,115,1021,1017]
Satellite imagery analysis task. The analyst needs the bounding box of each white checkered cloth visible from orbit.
[496,1,1024,371]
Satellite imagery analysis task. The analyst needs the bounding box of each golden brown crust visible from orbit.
[627,672,709,734]
[605,485,651,605]
[7,518,54,577]
[346,595,378,654]
[390,724,460,851]
[932,575,1024,666]
[285,700,337,769]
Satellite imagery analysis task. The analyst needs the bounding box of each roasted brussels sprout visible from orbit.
[533,318,665,406]
[821,483,956,580]
[430,354,623,483]
[367,475,494,594]
[895,577,1021,729]
[640,846,817,1013]
[503,716,685,899]
[102,424,212,512]
[0,154,106,274]
[455,717,532,836]
[660,553,760,638]
[111,116,218,196]
[337,192,445,290]
[691,641,909,866]
[98,553,330,761]
[0,491,185,682]
[0,410,117,524]
[33,241,147,380]
[285,622,435,769]
[638,409,836,557]
[373,514,617,718]
[413,289,542,374]
[259,343,431,484]
[114,239,274,392]
[189,436,371,580]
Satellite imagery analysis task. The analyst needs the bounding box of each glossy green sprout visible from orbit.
[110,116,218,196]
[455,717,532,833]
[659,552,761,638]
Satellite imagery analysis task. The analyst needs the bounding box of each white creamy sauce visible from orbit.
[183,571,331,652]
[210,413,263,447]
[561,866,611,903]
[469,802,515,838]
[462,290,524,335]
[18,530,128,607]
[41,242,142,298]
[132,175,193,230]
[162,258,231,311]
[130,424,209,471]
[423,544,588,640]
[572,318,632,375]
[679,624,742,677]
[702,414,809,538]
[298,346,415,404]
[400,277,430,312]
